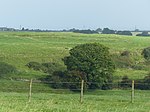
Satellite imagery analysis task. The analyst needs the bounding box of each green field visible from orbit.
[1,32,150,112]
[0,32,150,80]
[0,90,150,112]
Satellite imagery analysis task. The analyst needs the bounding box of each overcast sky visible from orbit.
[0,0,150,30]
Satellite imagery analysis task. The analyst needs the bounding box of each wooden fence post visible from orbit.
[131,80,134,103]
[28,79,33,102]
[80,80,84,103]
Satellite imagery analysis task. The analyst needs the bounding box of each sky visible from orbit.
[0,0,150,30]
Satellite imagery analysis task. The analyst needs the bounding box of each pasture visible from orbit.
[1,32,150,112]
[0,32,150,80]
[0,90,150,112]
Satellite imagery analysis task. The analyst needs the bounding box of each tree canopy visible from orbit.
[63,43,115,89]
[73,29,98,34]
[102,28,115,34]
[116,31,132,36]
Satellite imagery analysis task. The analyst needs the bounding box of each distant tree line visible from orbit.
[136,31,150,36]
[71,28,133,36]
[101,28,133,36]
[1,26,150,37]
[73,29,98,34]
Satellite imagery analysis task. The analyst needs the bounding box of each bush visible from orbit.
[0,62,17,78]
[48,70,86,91]
[26,62,62,74]
[131,65,145,70]
[120,76,131,88]
[120,50,130,57]
[50,71,65,89]
[41,62,62,74]
[119,74,150,90]
[135,74,150,90]
[63,71,87,91]
[26,62,42,71]
[142,47,150,60]
[113,55,133,68]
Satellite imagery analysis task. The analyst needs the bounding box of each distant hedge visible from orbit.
[136,31,150,36]
[102,28,115,34]
[116,31,132,36]
[73,29,98,34]
[119,74,150,90]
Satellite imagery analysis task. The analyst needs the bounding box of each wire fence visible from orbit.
[1,79,150,91]
[1,79,150,103]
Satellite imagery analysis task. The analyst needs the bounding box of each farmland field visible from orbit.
[1,32,150,112]
[0,32,150,80]
[0,90,150,112]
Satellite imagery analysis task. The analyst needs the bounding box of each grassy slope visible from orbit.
[0,32,150,80]
[1,32,150,112]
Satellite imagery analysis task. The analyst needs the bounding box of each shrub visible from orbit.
[50,71,65,89]
[142,47,150,60]
[120,76,131,88]
[47,70,87,91]
[119,74,150,90]
[131,65,145,70]
[135,74,150,90]
[63,71,87,91]
[0,62,17,78]
[26,62,63,74]
[41,62,62,74]
[26,62,42,71]
[120,50,130,57]
[113,55,133,68]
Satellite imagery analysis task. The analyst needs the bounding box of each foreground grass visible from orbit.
[0,90,150,112]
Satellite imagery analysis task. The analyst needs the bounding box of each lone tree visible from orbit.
[63,43,115,89]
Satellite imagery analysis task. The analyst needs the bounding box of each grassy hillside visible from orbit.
[0,32,150,80]
[1,32,150,112]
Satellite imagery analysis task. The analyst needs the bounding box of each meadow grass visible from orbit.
[0,32,150,80]
[0,90,150,112]
[1,32,150,111]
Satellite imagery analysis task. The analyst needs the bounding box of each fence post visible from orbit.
[131,80,134,103]
[28,79,33,102]
[80,80,84,103]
